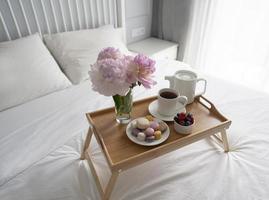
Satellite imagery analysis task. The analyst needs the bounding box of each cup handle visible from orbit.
[195,78,207,97]
[178,96,188,107]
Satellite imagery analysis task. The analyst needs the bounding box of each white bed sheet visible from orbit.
[1,59,269,200]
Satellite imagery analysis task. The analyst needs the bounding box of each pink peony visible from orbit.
[133,54,156,88]
[97,47,123,61]
[89,59,131,96]
[89,49,157,96]
[124,55,139,85]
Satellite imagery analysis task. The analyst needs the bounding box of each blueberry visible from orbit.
[186,116,192,122]
[186,121,191,126]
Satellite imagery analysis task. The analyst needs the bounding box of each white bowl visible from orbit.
[174,120,194,135]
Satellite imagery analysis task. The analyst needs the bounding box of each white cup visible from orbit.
[157,88,188,116]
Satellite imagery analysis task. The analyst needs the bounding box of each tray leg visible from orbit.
[212,130,229,152]
[221,130,229,152]
[86,152,120,200]
[86,152,105,198]
[82,126,120,200]
[103,170,120,200]
[81,127,93,160]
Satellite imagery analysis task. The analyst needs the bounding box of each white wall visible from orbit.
[0,0,153,43]
[125,0,153,44]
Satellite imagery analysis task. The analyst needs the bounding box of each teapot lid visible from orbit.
[175,70,197,81]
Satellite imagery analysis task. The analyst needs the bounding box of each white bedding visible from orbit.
[1,59,269,200]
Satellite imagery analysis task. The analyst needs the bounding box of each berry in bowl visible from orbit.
[174,112,194,134]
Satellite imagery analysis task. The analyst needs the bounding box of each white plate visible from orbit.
[126,118,170,146]
[148,100,186,122]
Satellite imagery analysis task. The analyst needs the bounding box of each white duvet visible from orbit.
[1,59,269,200]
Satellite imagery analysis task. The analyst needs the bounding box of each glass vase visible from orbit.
[112,89,133,124]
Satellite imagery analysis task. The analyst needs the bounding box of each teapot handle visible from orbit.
[164,76,174,89]
[178,96,188,107]
[195,78,207,97]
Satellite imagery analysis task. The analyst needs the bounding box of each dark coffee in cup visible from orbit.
[160,91,178,99]
[158,88,188,116]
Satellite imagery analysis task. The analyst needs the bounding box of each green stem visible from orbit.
[112,89,133,116]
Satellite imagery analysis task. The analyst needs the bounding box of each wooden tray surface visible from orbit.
[86,96,231,170]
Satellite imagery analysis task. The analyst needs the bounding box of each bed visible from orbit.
[1,1,269,200]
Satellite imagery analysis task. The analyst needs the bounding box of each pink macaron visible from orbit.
[144,127,155,136]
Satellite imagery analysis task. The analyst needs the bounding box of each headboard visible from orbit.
[0,0,125,42]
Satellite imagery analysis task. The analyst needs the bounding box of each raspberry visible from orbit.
[178,112,186,120]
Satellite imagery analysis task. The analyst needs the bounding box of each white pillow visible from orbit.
[0,34,71,111]
[44,25,129,84]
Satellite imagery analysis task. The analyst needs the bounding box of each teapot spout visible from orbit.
[164,76,175,89]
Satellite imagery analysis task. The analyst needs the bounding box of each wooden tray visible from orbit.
[85,95,231,171]
[82,95,231,199]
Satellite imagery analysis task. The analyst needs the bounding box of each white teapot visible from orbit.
[165,70,207,104]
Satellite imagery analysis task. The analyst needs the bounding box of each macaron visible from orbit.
[154,131,162,140]
[159,121,167,132]
[136,118,150,129]
[145,115,154,121]
[131,120,137,129]
[144,127,154,136]
[145,136,155,142]
[137,132,146,141]
[131,128,140,137]
[150,121,159,131]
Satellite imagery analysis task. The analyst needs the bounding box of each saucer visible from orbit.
[148,100,186,121]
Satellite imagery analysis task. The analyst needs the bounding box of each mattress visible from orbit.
[0,59,269,200]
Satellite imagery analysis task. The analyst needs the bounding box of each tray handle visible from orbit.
[198,96,228,121]
[198,95,216,110]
